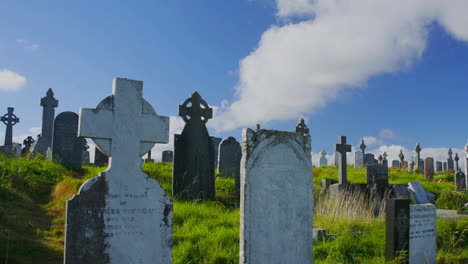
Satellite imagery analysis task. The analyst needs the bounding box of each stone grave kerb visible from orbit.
[79,78,169,174]
[334,136,352,184]
[1,107,20,146]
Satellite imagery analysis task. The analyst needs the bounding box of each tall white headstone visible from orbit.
[240,127,313,264]
[64,78,172,263]
[409,204,436,264]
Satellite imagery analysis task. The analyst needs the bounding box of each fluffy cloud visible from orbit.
[379,129,398,139]
[361,136,383,146]
[0,69,27,91]
[210,0,468,132]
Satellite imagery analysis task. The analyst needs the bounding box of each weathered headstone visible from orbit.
[81,140,90,165]
[334,136,351,184]
[367,163,388,190]
[385,198,410,263]
[162,150,173,162]
[94,146,109,166]
[409,204,436,264]
[399,150,405,168]
[392,160,400,168]
[435,161,442,172]
[319,149,327,167]
[454,153,460,171]
[410,160,415,173]
[218,136,241,189]
[443,162,447,172]
[365,153,377,165]
[415,143,421,171]
[240,126,313,264]
[173,92,215,200]
[447,148,454,170]
[22,136,35,156]
[423,158,434,181]
[31,88,58,155]
[1,107,19,147]
[64,78,171,263]
[383,152,388,167]
[354,150,363,169]
[455,169,466,191]
[408,182,430,204]
[360,139,366,162]
[213,137,222,168]
[51,111,85,168]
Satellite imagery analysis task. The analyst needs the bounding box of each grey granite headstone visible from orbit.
[455,169,466,191]
[392,184,409,199]
[423,158,434,181]
[334,136,351,184]
[447,148,454,170]
[367,163,388,189]
[409,204,436,264]
[240,127,313,264]
[94,146,109,166]
[22,136,35,156]
[385,198,410,263]
[443,162,447,171]
[1,107,19,147]
[162,150,173,162]
[435,161,442,172]
[408,182,430,204]
[173,92,215,200]
[31,88,58,155]
[64,78,171,263]
[392,160,400,168]
[52,112,85,168]
[320,149,328,167]
[354,150,363,169]
[213,137,222,168]
[218,137,241,191]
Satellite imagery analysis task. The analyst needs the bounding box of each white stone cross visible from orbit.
[79,78,169,174]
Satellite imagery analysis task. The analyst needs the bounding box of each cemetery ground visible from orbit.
[0,155,467,264]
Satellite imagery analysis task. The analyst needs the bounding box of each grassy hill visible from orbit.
[0,155,467,263]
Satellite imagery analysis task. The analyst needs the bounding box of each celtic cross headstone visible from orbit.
[1,107,19,146]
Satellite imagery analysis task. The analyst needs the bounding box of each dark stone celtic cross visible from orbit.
[334,136,352,184]
[1,107,20,146]
[23,136,35,148]
[295,118,309,135]
[179,91,212,124]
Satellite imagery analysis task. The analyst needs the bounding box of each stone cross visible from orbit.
[1,107,19,146]
[334,136,352,184]
[179,91,212,124]
[173,91,215,200]
[399,150,405,168]
[360,139,366,163]
[23,136,35,148]
[447,147,454,170]
[415,143,421,170]
[295,118,309,134]
[65,78,171,263]
[454,153,459,171]
[79,79,169,172]
[40,88,58,141]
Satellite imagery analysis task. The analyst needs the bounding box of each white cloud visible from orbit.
[361,136,383,146]
[16,38,40,51]
[0,69,27,91]
[210,0,468,132]
[379,129,398,139]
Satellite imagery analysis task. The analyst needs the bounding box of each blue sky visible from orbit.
[1,0,467,165]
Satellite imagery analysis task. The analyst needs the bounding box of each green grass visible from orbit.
[0,157,467,263]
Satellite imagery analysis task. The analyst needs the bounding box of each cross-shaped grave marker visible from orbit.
[1,107,19,146]
[334,136,352,184]
[65,78,172,263]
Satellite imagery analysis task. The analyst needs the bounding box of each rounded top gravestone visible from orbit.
[52,111,84,168]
